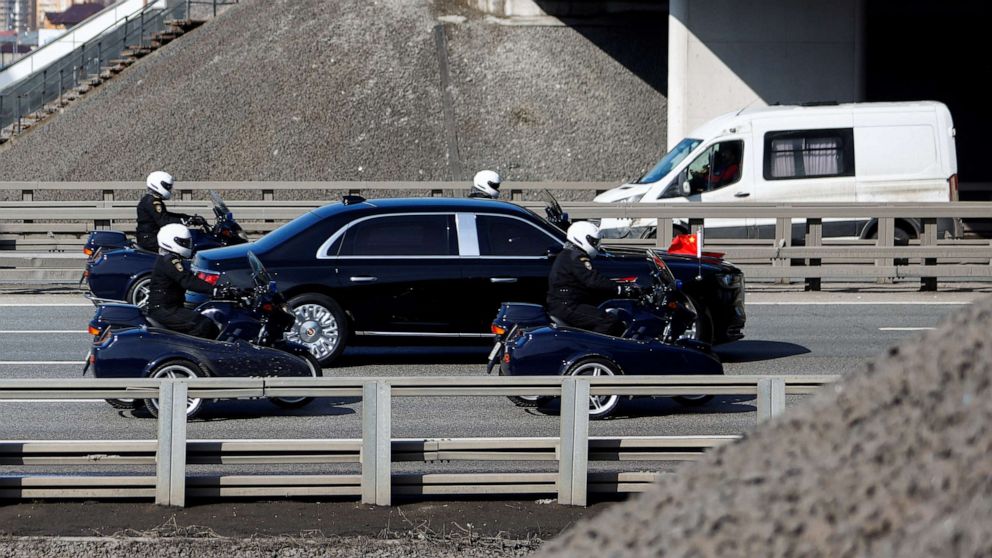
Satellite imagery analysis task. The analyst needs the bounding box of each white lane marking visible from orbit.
[0,330,87,333]
[0,359,84,366]
[748,301,970,306]
[879,327,936,331]
[0,400,104,403]
[0,304,91,307]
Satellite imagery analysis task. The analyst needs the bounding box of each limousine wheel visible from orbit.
[127,276,151,308]
[286,293,348,366]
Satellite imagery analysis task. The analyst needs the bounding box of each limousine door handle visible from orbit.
[490,277,518,283]
[349,276,378,283]
[734,191,751,198]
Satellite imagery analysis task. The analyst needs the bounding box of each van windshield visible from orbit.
[636,138,702,184]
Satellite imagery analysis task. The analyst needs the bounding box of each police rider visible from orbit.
[146,223,227,339]
[136,171,205,252]
[468,170,502,199]
[547,221,641,336]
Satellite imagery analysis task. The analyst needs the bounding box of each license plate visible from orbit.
[487,342,502,362]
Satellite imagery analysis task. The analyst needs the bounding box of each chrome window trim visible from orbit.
[355,330,495,338]
[456,213,480,256]
[316,212,458,260]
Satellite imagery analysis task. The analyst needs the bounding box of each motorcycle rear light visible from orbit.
[87,325,101,336]
[261,303,274,313]
[613,276,638,283]
[491,324,506,336]
[196,271,221,285]
[502,352,511,363]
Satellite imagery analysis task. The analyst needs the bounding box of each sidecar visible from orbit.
[87,325,319,419]
[499,323,723,419]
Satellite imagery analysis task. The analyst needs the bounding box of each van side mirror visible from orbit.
[681,180,691,196]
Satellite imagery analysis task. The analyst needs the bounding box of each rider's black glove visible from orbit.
[186,215,208,227]
[212,285,238,299]
[618,283,643,298]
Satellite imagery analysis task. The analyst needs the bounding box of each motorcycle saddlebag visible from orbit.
[494,302,550,330]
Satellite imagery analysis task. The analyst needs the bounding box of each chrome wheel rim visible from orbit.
[570,362,618,416]
[680,297,700,341]
[286,304,340,360]
[148,364,202,417]
[131,278,151,308]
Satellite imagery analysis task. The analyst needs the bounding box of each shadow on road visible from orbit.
[528,395,756,420]
[120,398,359,421]
[335,346,490,367]
[716,340,811,363]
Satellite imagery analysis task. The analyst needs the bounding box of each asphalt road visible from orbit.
[0,294,970,448]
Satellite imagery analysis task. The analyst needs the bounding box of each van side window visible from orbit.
[679,140,744,196]
[764,128,855,180]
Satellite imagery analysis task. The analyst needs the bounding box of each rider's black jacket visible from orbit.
[546,244,620,307]
[136,193,189,248]
[468,191,497,199]
[146,253,214,311]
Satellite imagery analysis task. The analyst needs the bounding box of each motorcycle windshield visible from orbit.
[646,249,677,288]
[247,251,273,288]
[209,190,231,217]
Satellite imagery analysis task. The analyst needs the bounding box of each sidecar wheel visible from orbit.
[105,398,136,410]
[142,360,205,419]
[673,394,714,407]
[565,358,621,420]
[271,352,323,409]
[286,294,348,366]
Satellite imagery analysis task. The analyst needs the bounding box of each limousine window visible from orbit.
[338,214,457,256]
[476,215,557,257]
[764,128,855,180]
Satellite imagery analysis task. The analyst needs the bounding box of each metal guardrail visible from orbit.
[2,182,991,288]
[0,374,838,506]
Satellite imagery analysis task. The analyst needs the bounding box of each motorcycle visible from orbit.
[489,250,722,419]
[85,251,321,419]
[82,190,248,307]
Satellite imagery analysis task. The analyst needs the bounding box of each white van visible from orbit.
[596,101,959,241]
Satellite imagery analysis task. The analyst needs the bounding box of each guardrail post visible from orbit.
[876,216,895,283]
[155,380,188,507]
[558,378,590,506]
[804,218,822,291]
[921,217,937,291]
[756,378,785,423]
[656,218,674,248]
[361,380,391,506]
[774,217,792,284]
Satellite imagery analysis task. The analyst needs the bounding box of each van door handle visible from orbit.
[734,192,751,198]
[490,277,518,283]
[349,276,378,283]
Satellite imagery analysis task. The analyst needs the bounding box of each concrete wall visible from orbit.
[667,0,864,148]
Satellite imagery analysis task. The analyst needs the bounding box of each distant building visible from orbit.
[1,0,37,33]
[43,1,104,30]
[35,0,71,30]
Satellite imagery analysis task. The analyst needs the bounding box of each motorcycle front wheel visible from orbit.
[271,351,323,409]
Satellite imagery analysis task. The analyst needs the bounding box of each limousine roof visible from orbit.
[311,196,537,219]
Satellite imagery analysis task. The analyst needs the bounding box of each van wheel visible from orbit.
[869,225,913,265]
[286,294,349,366]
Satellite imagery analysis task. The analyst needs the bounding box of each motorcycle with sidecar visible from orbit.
[85,252,320,419]
[82,190,248,307]
[490,250,723,419]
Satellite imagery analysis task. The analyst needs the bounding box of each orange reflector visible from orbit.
[83,248,94,256]
[491,324,506,336]
[87,326,101,336]
[502,352,511,363]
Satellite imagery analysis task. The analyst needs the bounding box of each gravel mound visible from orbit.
[538,297,992,557]
[0,1,667,183]
[0,535,539,558]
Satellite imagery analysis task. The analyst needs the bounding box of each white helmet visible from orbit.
[566,221,602,258]
[472,170,502,199]
[146,171,175,200]
[157,223,193,258]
